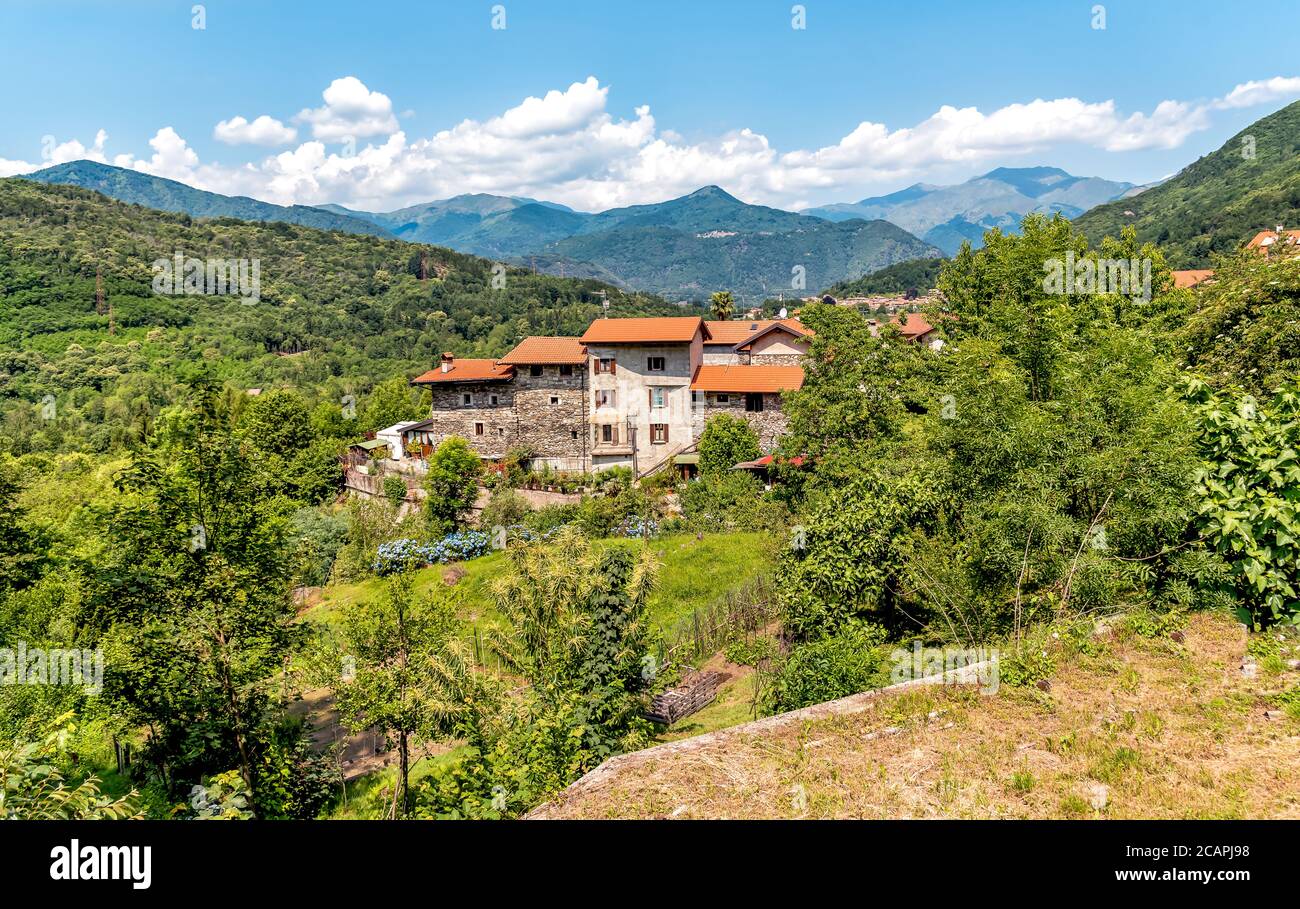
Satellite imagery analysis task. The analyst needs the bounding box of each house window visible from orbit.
[550,395,561,405]
[596,389,616,408]
[650,423,669,444]
[529,365,544,377]
[596,357,616,374]
[647,356,666,372]
[649,387,666,408]
[570,430,578,440]
[716,394,730,404]
[745,393,764,412]
[559,364,574,377]
[489,394,499,406]
[600,424,619,444]
[462,392,473,406]
[475,422,484,436]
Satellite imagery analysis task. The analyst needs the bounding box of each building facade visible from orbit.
[405,316,811,475]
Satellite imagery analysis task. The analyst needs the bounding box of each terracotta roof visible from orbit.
[1246,229,1300,249]
[1172,269,1215,289]
[704,318,810,345]
[734,320,813,351]
[889,312,939,339]
[411,360,514,384]
[580,317,710,344]
[499,336,587,365]
[690,365,804,394]
[734,454,807,469]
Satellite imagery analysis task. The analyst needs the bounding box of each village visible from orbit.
[341,303,945,500]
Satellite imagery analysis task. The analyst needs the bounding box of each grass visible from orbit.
[303,531,773,637]
[531,611,1300,819]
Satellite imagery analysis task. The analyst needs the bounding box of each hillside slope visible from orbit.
[532,611,1300,819]
[24,160,393,238]
[1072,100,1300,267]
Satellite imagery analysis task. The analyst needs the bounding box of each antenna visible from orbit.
[779,307,788,319]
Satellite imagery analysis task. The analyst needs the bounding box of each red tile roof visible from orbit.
[690,365,804,394]
[499,336,587,365]
[704,318,810,345]
[411,359,514,384]
[889,312,939,339]
[1246,229,1300,250]
[1172,269,1215,289]
[580,317,710,344]
[734,320,813,351]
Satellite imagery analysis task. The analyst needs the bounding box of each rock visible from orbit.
[1036,679,1052,692]
[1241,661,1258,679]
[1085,782,1109,811]
[1286,659,1300,671]
[1170,630,1185,644]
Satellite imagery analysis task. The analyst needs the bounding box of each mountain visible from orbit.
[804,166,1134,255]
[324,194,587,256]
[22,160,392,238]
[325,185,941,299]
[531,186,940,299]
[1072,100,1300,267]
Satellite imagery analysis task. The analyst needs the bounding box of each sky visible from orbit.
[1,0,1298,213]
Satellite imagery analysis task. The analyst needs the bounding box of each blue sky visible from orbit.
[1,0,1297,211]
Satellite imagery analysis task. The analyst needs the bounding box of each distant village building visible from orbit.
[1171,269,1215,289]
[1246,225,1300,254]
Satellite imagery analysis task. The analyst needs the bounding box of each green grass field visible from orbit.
[304,531,775,637]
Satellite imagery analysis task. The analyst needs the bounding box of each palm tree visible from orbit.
[709,290,735,321]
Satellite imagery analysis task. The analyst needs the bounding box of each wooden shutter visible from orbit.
[663,424,669,444]
[609,358,616,375]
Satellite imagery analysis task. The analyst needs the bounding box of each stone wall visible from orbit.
[691,392,789,452]
[415,367,588,466]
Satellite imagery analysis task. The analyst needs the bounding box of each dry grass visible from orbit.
[532,611,1300,819]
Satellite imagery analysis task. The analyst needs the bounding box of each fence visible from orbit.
[657,573,779,670]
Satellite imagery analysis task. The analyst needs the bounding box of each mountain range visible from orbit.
[23,160,391,238]
[1072,98,1300,267]
[803,166,1136,255]
[26,159,1148,298]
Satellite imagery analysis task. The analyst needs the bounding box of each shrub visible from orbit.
[698,413,761,477]
[382,474,408,508]
[763,622,889,713]
[480,486,530,530]
[423,437,482,535]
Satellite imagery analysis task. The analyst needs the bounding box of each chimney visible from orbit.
[1277,224,1284,235]
[440,352,454,373]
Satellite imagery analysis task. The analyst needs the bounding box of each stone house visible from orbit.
[406,316,809,475]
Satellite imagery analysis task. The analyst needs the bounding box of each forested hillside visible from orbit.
[0,178,679,455]
[1073,99,1300,266]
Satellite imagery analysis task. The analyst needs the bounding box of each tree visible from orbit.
[331,571,459,818]
[87,387,302,807]
[709,290,735,321]
[423,437,482,535]
[697,413,760,476]
[0,460,49,594]
[361,377,429,435]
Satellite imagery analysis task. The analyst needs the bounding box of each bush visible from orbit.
[480,486,530,530]
[763,622,889,713]
[373,531,491,575]
[382,474,408,508]
[680,471,787,532]
[698,413,761,477]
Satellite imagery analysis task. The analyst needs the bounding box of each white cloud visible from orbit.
[1215,76,1300,110]
[294,76,398,141]
[9,73,1300,213]
[213,115,297,146]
